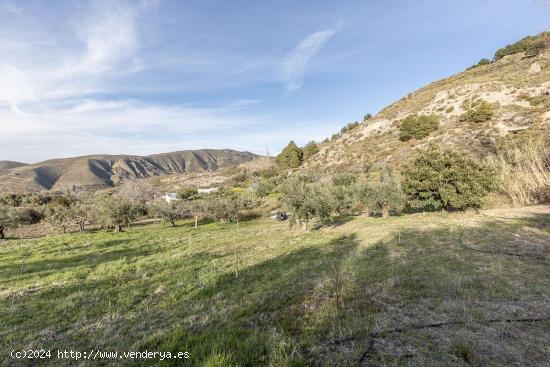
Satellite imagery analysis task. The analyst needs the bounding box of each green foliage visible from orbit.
[460,100,494,123]
[331,173,357,187]
[0,193,22,207]
[204,189,252,224]
[327,184,355,216]
[250,179,274,203]
[302,141,320,160]
[340,121,360,135]
[229,170,250,187]
[357,168,405,217]
[177,186,198,200]
[399,114,440,141]
[150,200,187,227]
[477,58,491,66]
[257,166,279,180]
[0,206,17,239]
[525,33,550,57]
[402,148,496,211]
[279,176,331,230]
[363,113,373,121]
[98,196,138,232]
[44,204,74,233]
[494,35,537,60]
[276,141,303,169]
[468,58,491,69]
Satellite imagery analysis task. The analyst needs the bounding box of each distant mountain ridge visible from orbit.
[0,161,27,172]
[0,149,257,192]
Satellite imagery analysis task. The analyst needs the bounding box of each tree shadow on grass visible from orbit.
[137,233,362,366]
[312,215,356,230]
[313,217,550,367]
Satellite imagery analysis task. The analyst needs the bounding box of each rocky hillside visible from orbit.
[0,149,257,192]
[305,32,550,173]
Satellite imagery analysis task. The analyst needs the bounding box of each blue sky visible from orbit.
[0,0,548,163]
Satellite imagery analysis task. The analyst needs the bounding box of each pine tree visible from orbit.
[276,141,304,169]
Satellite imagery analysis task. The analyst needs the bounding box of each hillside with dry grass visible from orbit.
[305,32,550,173]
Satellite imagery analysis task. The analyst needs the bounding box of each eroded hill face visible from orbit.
[305,36,550,173]
[0,149,257,192]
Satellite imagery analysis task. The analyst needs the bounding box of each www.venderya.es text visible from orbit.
[10,349,190,361]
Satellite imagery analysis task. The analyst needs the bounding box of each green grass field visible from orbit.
[1,206,549,366]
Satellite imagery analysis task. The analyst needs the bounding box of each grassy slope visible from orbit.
[1,207,549,366]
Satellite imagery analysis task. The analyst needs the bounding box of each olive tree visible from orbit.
[279,175,332,230]
[186,199,207,229]
[150,200,186,227]
[0,206,16,239]
[328,173,358,216]
[250,179,273,205]
[99,196,138,232]
[44,204,73,233]
[204,190,252,226]
[357,168,405,218]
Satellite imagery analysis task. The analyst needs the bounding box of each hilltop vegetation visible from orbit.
[303,31,550,174]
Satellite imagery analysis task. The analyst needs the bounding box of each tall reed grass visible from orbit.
[497,140,550,206]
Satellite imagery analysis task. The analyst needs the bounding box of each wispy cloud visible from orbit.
[0,0,152,109]
[1,1,20,14]
[281,23,344,92]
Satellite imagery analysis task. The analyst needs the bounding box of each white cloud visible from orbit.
[0,98,272,162]
[281,23,344,92]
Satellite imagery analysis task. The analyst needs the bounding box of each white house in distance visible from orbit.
[163,193,178,203]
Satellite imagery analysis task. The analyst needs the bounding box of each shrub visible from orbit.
[258,166,279,180]
[0,206,18,239]
[403,148,496,211]
[497,140,550,206]
[445,106,455,113]
[460,100,494,123]
[494,34,537,60]
[0,193,23,207]
[332,173,357,187]
[250,179,274,204]
[363,113,373,121]
[302,141,320,160]
[468,58,491,69]
[276,141,303,169]
[177,186,198,200]
[399,115,440,141]
[340,121,361,135]
[525,33,550,57]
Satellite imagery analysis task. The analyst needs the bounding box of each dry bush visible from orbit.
[497,140,550,206]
